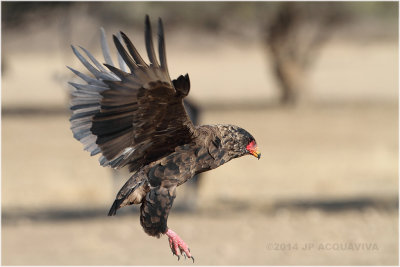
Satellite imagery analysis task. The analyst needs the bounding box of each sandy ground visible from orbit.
[2,12,399,265]
[2,209,398,265]
[2,104,398,265]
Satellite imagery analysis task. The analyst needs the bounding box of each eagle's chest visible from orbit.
[146,146,198,187]
[146,140,227,187]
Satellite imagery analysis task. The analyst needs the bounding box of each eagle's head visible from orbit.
[217,125,261,160]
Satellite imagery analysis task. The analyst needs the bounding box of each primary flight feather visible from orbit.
[69,15,261,262]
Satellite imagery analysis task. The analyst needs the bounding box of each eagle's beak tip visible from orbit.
[250,150,261,160]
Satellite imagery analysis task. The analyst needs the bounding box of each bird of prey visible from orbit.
[68,15,260,262]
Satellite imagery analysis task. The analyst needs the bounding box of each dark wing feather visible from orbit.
[69,16,195,172]
[120,31,148,67]
[145,15,160,68]
[112,34,138,72]
[157,18,168,72]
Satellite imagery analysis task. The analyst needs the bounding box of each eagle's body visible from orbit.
[69,16,260,261]
[109,124,253,234]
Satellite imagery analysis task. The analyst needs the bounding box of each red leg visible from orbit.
[165,229,194,262]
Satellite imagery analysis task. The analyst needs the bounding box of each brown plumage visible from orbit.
[69,15,260,262]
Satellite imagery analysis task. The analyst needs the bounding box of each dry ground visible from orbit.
[2,104,398,265]
[2,209,398,265]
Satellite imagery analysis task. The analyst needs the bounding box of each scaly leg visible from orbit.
[165,229,194,262]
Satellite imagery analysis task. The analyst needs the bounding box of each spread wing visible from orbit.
[69,16,195,172]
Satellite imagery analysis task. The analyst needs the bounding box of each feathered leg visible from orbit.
[140,180,194,262]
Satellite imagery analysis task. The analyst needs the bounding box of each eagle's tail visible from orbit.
[108,172,149,216]
[108,200,122,216]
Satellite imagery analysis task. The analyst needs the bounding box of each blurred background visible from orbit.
[2,1,398,265]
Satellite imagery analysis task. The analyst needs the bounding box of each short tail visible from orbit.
[108,199,124,216]
[107,173,148,216]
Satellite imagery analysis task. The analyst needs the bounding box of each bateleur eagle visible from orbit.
[68,15,260,262]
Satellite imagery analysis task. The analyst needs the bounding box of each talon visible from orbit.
[166,229,193,262]
[191,256,195,263]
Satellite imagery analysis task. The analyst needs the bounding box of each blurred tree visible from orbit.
[2,2,71,28]
[264,2,348,105]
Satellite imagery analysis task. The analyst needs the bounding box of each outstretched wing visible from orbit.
[69,16,195,172]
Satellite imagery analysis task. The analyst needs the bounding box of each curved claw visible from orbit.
[166,229,194,263]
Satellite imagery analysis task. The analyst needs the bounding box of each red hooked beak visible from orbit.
[246,140,261,160]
